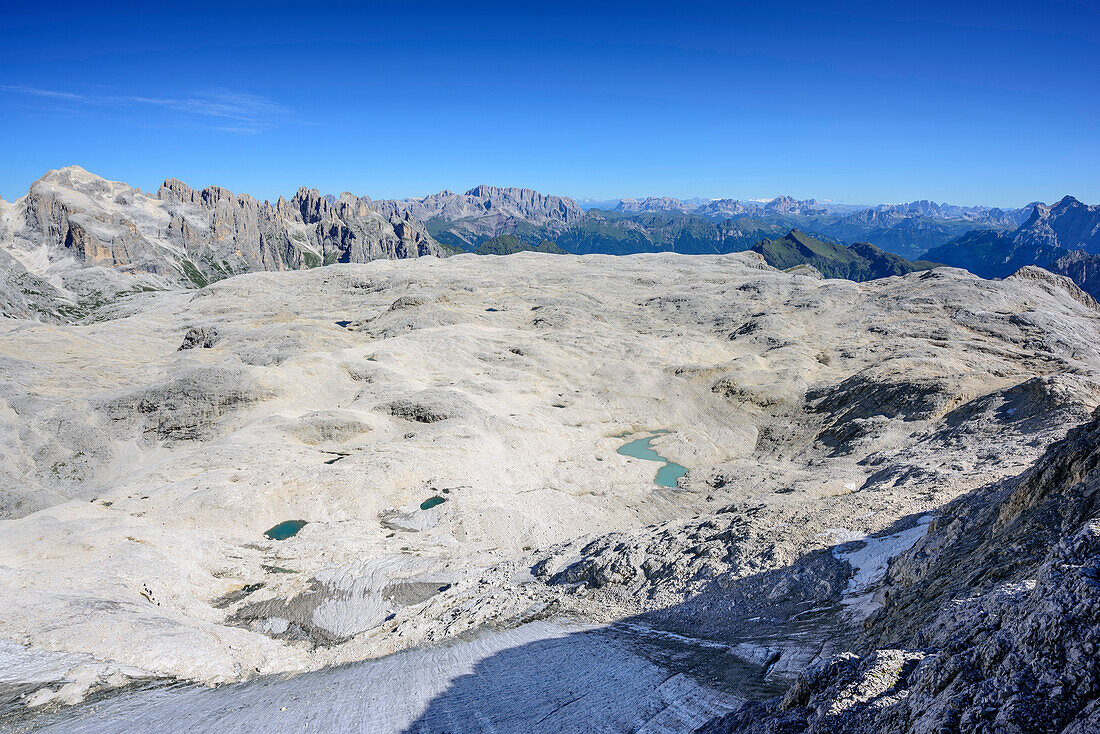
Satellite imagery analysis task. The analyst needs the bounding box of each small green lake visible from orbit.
[420,496,447,510]
[617,431,688,488]
[263,520,308,540]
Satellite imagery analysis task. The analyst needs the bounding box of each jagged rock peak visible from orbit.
[465,184,532,198]
[158,178,195,202]
[0,167,444,315]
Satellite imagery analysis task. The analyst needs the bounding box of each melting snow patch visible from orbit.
[832,514,933,619]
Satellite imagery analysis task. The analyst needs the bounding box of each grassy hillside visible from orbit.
[752,230,938,281]
[473,235,566,255]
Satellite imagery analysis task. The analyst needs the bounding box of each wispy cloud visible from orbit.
[126,91,290,131]
[0,84,88,101]
[0,85,291,134]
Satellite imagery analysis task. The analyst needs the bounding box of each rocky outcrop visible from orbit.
[178,326,219,350]
[698,411,1100,734]
[1007,265,1098,309]
[0,166,443,320]
[99,365,278,442]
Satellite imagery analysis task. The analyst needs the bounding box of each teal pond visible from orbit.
[616,431,688,488]
[263,520,308,540]
[420,496,447,510]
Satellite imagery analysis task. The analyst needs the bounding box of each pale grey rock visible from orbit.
[285,410,370,446]
[0,253,1099,731]
[0,166,442,322]
[1008,265,1099,309]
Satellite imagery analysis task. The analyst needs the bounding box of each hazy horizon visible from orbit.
[0,163,1081,212]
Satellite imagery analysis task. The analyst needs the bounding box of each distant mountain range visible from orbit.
[923,196,1100,295]
[593,194,1029,225]
[2,166,1095,320]
[377,185,583,250]
[419,191,1032,260]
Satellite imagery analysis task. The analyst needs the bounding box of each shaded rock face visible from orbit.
[698,412,1100,734]
[808,372,961,452]
[1050,250,1100,303]
[0,166,442,320]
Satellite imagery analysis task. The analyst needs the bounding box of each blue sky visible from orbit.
[1,1,1097,207]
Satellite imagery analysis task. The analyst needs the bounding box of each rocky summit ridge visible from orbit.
[0,166,441,321]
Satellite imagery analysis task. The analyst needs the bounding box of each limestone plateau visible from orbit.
[0,174,1099,733]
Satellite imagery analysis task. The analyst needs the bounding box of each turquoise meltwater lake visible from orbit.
[616,431,688,488]
[263,520,308,540]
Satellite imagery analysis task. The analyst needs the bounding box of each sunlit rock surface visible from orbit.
[0,166,441,322]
